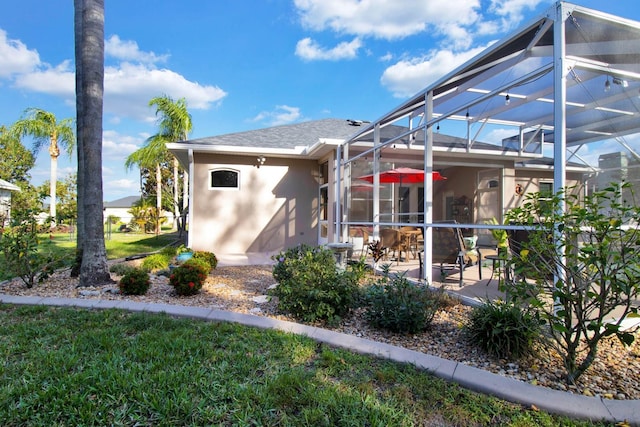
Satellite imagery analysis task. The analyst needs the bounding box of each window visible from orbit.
[210,169,239,189]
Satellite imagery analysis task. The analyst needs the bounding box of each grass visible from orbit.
[0,231,181,282]
[0,305,605,426]
[45,230,181,260]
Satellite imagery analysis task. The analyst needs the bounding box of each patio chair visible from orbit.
[418,222,482,286]
[348,227,369,259]
[380,228,408,264]
[507,225,554,283]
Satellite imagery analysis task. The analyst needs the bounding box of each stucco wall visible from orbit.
[190,154,320,255]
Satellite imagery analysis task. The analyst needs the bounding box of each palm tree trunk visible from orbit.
[156,163,162,235]
[49,154,57,230]
[75,0,111,286]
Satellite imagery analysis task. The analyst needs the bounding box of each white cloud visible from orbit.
[13,60,75,96]
[487,0,547,32]
[294,0,481,42]
[380,45,489,98]
[3,32,227,123]
[102,129,144,161]
[295,37,362,61]
[105,35,169,64]
[104,63,227,122]
[0,29,40,78]
[250,105,302,126]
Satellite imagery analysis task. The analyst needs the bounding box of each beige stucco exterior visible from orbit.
[188,153,329,256]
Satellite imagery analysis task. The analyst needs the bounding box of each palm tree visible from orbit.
[148,95,193,230]
[12,108,75,228]
[125,135,169,235]
[74,0,111,286]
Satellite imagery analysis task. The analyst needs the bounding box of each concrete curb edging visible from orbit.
[1,294,638,425]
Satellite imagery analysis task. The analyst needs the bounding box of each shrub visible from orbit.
[0,210,65,288]
[109,263,136,276]
[118,268,151,295]
[169,258,210,296]
[363,272,441,334]
[465,300,540,360]
[270,244,364,325]
[192,250,218,270]
[160,245,178,258]
[141,253,170,272]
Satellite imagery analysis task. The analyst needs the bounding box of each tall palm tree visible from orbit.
[12,108,75,228]
[148,95,192,230]
[125,135,168,234]
[74,0,111,286]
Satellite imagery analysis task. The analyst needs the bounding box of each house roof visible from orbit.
[104,195,141,208]
[167,118,366,166]
[0,179,20,192]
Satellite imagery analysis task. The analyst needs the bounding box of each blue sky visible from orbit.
[1,0,639,202]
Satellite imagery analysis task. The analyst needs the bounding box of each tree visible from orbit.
[74,0,111,286]
[125,136,170,235]
[11,109,75,229]
[0,125,35,184]
[39,173,77,225]
[504,183,640,384]
[148,95,192,232]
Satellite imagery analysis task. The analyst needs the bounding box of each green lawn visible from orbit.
[0,305,604,426]
[45,230,182,260]
[0,231,182,282]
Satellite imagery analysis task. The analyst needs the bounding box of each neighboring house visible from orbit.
[167,118,590,258]
[0,178,20,225]
[103,195,142,225]
[103,196,176,228]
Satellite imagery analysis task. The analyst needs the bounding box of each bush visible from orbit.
[109,263,136,276]
[465,300,540,359]
[363,272,442,334]
[270,244,364,325]
[169,258,210,296]
[0,210,66,288]
[160,246,178,258]
[118,268,151,296]
[141,253,170,272]
[192,250,218,270]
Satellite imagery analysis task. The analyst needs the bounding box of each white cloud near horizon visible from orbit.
[0,31,227,122]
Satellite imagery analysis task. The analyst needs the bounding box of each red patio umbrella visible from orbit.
[357,167,446,185]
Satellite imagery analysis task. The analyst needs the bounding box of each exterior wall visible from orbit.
[509,170,585,209]
[190,153,320,256]
[0,189,11,224]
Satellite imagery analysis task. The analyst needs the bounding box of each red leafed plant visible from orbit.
[169,258,210,296]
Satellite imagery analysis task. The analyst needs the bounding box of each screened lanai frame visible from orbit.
[337,1,640,284]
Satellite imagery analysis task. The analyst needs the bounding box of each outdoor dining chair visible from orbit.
[418,222,482,286]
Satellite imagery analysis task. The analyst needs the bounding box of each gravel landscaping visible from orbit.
[1,262,638,401]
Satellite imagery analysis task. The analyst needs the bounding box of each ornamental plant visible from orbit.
[192,250,218,271]
[270,244,364,325]
[118,268,151,296]
[0,209,65,288]
[465,299,541,359]
[169,258,210,296]
[363,270,443,334]
[504,182,640,383]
